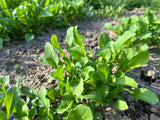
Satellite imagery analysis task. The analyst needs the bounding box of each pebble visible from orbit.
[150,106,159,113]
[150,114,160,120]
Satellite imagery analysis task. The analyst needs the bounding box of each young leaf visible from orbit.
[115,76,138,88]
[16,76,25,87]
[54,69,64,81]
[70,78,84,96]
[70,46,86,60]
[99,32,111,48]
[140,31,152,40]
[25,33,34,41]
[84,85,109,104]
[66,104,93,120]
[89,71,102,87]
[29,108,37,119]
[37,87,50,108]
[47,88,58,102]
[4,87,21,119]
[0,75,10,87]
[51,34,66,57]
[132,88,159,104]
[114,31,136,52]
[39,55,49,65]
[15,99,29,118]
[113,100,128,111]
[45,42,59,68]
[57,91,74,114]
[82,66,94,81]
[97,63,110,81]
[126,51,149,71]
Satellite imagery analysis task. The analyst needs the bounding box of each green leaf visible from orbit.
[70,47,86,60]
[114,31,136,52]
[51,34,66,57]
[0,75,10,87]
[54,69,64,81]
[4,87,21,119]
[132,88,159,104]
[0,110,7,120]
[65,26,85,48]
[15,99,29,118]
[89,71,102,87]
[70,78,84,96]
[99,32,111,48]
[47,88,58,102]
[126,51,149,71]
[97,63,110,81]
[25,33,34,41]
[104,23,113,30]
[37,87,50,108]
[113,100,128,111]
[66,104,93,120]
[39,55,49,65]
[29,108,37,119]
[45,42,59,68]
[99,48,111,62]
[16,76,25,87]
[84,85,109,104]
[57,91,74,114]
[82,66,94,81]
[0,38,3,49]
[140,31,152,40]
[115,76,138,88]
[20,86,35,97]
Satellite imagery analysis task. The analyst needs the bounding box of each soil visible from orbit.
[0,8,160,120]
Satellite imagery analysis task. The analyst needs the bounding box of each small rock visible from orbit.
[150,106,159,113]
[150,114,160,120]
[147,70,155,79]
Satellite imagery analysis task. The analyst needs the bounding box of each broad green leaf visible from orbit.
[15,99,29,118]
[99,49,111,62]
[29,108,37,119]
[70,47,86,60]
[97,63,110,81]
[115,76,138,88]
[114,31,136,52]
[45,42,59,68]
[140,31,152,40]
[16,76,25,87]
[37,87,50,108]
[104,23,113,30]
[65,26,85,48]
[129,15,138,25]
[82,66,94,80]
[39,55,49,65]
[25,33,34,41]
[0,110,7,120]
[99,32,111,48]
[4,87,21,119]
[89,71,102,87]
[54,69,64,81]
[70,78,84,96]
[66,104,93,120]
[126,51,149,71]
[113,100,128,111]
[0,75,10,87]
[0,38,3,49]
[47,88,58,101]
[39,107,49,118]
[22,116,29,120]
[57,91,74,114]
[132,88,159,104]
[20,86,35,97]
[84,85,109,104]
[51,34,66,57]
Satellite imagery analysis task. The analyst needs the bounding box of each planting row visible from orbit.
[0,26,159,120]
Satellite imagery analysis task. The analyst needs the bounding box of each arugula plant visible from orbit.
[105,9,160,48]
[39,26,159,118]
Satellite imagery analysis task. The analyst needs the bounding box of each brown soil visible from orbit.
[0,8,160,120]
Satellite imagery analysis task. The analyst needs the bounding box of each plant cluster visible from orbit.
[1,0,160,49]
[0,26,158,120]
[105,9,160,48]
